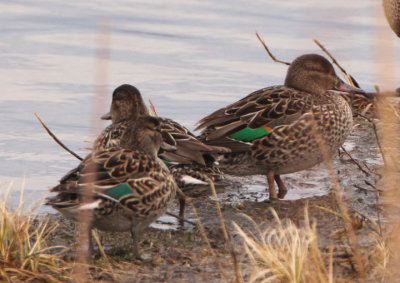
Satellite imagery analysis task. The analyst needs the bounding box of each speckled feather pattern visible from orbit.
[94,122,128,150]
[169,163,224,196]
[91,84,230,218]
[93,116,226,198]
[198,85,353,176]
[94,116,227,166]
[250,91,352,174]
[48,147,177,232]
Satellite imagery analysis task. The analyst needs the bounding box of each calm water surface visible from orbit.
[1,0,399,210]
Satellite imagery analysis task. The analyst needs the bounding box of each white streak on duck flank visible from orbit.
[78,199,101,210]
[181,175,208,185]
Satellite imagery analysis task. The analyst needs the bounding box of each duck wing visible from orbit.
[94,122,128,150]
[48,148,176,216]
[196,86,314,146]
[50,148,159,195]
[158,117,230,165]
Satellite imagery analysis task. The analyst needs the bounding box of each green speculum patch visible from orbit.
[106,183,132,199]
[229,127,269,142]
[163,160,174,166]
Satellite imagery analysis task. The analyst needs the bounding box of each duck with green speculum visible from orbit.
[195,54,372,200]
[94,84,230,219]
[46,116,177,256]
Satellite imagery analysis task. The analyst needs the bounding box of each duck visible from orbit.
[383,0,400,37]
[195,54,370,200]
[94,84,230,219]
[46,116,177,256]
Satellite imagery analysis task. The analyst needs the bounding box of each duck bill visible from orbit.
[101,112,112,120]
[335,79,373,99]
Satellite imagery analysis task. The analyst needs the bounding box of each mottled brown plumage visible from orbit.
[196,54,370,200]
[47,116,177,256]
[169,162,226,218]
[95,84,229,165]
[95,84,229,219]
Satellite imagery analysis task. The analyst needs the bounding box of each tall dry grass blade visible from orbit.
[181,187,229,282]
[234,206,332,283]
[92,230,119,282]
[34,112,83,161]
[375,10,400,280]
[73,20,111,282]
[340,146,371,176]
[309,113,366,278]
[0,183,72,282]
[255,32,290,65]
[313,39,359,87]
[206,177,243,283]
[328,245,334,283]
[149,99,158,117]
[340,146,372,176]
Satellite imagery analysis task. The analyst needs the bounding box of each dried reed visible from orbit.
[234,206,333,283]
[0,183,71,282]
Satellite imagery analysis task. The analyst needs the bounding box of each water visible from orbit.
[1,0,399,212]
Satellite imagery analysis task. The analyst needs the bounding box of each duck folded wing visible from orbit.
[51,148,159,193]
[94,122,128,150]
[196,86,314,143]
[158,117,230,165]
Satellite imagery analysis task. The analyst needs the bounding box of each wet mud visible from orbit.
[44,118,383,282]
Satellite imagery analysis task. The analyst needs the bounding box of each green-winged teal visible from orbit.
[95,84,230,218]
[195,54,370,200]
[383,0,400,37]
[47,116,177,256]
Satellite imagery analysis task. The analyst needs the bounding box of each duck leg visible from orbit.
[130,228,140,258]
[274,175,287,199]
[267,171,278,200]
[178,198,186,220]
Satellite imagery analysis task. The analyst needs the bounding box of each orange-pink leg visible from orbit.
[274,175,287,199]
[267,171,278,200]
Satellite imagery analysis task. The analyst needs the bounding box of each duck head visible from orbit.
[284,54,368,97]
[120,116,163,158]
[101,84,149,123]
[383,0,400,37]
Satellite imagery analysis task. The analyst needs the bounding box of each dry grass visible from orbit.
[235,211,392,283]
[0,183,71,282]
[234,206,332,283]
[233,205,391,282]
[366,223,390,282]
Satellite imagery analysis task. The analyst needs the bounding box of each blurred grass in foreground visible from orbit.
[0,183,71,282]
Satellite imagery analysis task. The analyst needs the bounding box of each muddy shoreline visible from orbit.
[45,192,378,282]
[43,119,382,282]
